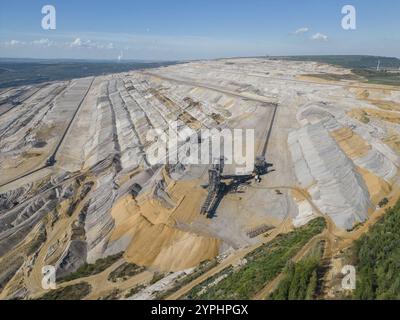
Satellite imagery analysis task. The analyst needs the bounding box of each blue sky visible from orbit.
[0,0,399,60]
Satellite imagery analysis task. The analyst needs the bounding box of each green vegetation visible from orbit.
[348,222,364,232]
[155,259,219,300]
[99,289,121,300]
[107,262,145,282]
[150,272,166,285]
[279,55,400,70]
[349,199,400,299]
[184,218,326,300]
[353,69,400,86]
[124,284,146,298]
[303,70,400,87]
[38,282,91,300]
[279,55,400,86]
[59,252,123,283]
[269,241,325,300]
[360,114,370,124]
[378,197,389,208]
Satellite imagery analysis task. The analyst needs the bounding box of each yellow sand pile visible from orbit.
[356,167,391,205]
[330,127,370,158]
[351,87,395,100]
[348,108,400,125]
[110,172,220,272]
[297,75,336,84]
[330,127,391,205]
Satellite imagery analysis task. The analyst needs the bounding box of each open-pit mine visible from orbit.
[1,58,400,300]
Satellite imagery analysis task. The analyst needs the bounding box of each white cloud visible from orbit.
[70,37,83,47]
[1,37,115,52]
[32,38,53,47]
[96,42,114,49]
[3,39,25,47]
[293,27,309,35]
[311,33,328,41]
[69,37,114,49]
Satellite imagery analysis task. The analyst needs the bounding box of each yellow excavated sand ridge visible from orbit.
[353,108,400,124]
[356,167,392,205]
[297,75,339,84]
[110,174,220,272]
[330,127,392,206]
[348,108,400,125]
[330,127,371,158]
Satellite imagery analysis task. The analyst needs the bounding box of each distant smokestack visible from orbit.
[117,51,123,62]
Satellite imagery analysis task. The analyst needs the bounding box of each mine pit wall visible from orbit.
[0,176,81,274]
[0,82,69,183]
[0,78,94,187]
[109,80,142,173]
[84,170,117,263]
[55,77,104,172]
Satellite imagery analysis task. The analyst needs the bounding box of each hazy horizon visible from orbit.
[1,0,399,60]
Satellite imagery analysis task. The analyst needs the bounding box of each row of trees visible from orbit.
[270,242,323,300]
[352,200,400,300]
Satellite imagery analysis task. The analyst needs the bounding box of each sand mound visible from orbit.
[110,176,220,272]
[331,127,370,159]
[356,167,391,205]
[329,121,394,204]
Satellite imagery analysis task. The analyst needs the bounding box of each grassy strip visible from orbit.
[124,284,146,298]
[155,259,219,300]
[150,272,166,285]
[279,55,400,70]
[184,218,326,300]
[303,70,400,86]
[353,69,400,86]
[59,252,123,283]
[107,262,145,283]
[38,282,91,300]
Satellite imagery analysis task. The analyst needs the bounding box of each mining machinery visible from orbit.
[200,156,268,218]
